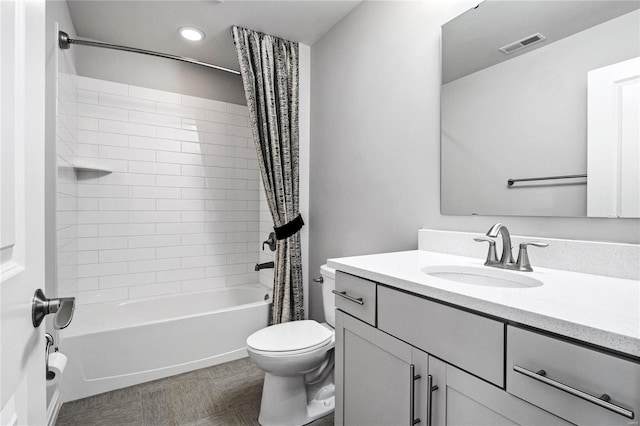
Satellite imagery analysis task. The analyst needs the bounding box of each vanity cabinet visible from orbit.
[334,271,639,426]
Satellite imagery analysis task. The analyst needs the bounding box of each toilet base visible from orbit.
[257,373,335,426]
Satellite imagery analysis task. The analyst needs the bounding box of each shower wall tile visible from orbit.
[67,77,266,304]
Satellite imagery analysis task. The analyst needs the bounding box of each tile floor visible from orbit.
[56,357,334,426]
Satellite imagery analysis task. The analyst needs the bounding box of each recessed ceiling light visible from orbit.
[179,27,205,42]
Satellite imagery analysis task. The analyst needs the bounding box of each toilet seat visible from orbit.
[247,320,333,356]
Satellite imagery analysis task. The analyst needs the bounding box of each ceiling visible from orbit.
[442,1,640,83]
[66,1,361,73]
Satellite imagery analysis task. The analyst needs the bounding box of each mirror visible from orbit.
[441,1,640,217]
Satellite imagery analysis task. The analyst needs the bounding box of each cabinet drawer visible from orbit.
[507,325,639,425]
[378,285,504,387]
[335,272,376,326]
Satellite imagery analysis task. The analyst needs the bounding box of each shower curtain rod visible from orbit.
[58,31,241,76]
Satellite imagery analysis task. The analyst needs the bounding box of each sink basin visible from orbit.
[421,265,543,288]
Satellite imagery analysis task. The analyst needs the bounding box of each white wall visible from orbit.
[441,11,639,217]
[59,75,262,304]
[309,0,640,321]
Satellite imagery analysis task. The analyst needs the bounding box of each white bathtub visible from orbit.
[59,284,270,402]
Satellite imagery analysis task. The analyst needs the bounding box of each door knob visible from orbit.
[32,289,76,329]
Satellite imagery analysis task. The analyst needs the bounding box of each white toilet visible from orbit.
[246,265,336,426]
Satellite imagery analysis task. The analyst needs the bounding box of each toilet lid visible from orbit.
[247,320,332,353]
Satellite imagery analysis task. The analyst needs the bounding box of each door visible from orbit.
[335,310,428,426]
[1,0,47,424]
[587,56,640,218]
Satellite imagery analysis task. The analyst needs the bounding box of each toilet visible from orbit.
[246,265,336,426]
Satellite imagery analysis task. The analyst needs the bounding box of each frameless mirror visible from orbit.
[441,1,640,217]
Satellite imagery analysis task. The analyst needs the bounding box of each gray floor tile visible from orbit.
[57,399,143,426]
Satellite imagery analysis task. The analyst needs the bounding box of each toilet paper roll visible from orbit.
[46,352,68,386]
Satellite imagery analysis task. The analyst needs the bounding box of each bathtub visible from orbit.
[59,284,270,402]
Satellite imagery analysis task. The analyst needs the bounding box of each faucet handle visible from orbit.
[474,237,498,265]
[516,241,549,272]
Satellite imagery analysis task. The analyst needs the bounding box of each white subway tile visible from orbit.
[231,211,259,221]
[227,125,252,138]
[205,243,248,255]
[76,76,129,96]
[156,126,204,143]
[205,155,247,169]
[130,86,181,104]
[156,245,204,259]
[128,258,181,273]
[226,104,249,117]
[181,277,226,293]
[76,288,128,304]
[227,273,259,286]
[156,151,205,166]
[181,255,226,268]
[100,92,156,113]
[180,165,226,178]
[99,248,155,263]
[181,211,226,222]
[204,221,248,234]
[226,232,259,243]
[77,261,128,278]
[156,222,203,235]
[226,147,256,159]
[99,198,156,211]
[157,102,205,120]
[205,264,247,277]
[227,252,259,264]
[181,95,226,112]
[78,103,128,122]
[76,144,99,158]
[77,130,129,147]
[129,136,181,152]
[129,161,181,175]
[77,89,99,104]
[129,186,180,199]
[77,237,128,251]
[226,190,260,201]
[99,172,155,186]
[77,211,129,224]
[99,119,156,137]
[99,146,155,162]
[246,180,261,190]
[129,234,181,248]
[129,211,181,223]
[205,178,247,190]
[156,199,204,211]
[205,200,248,211]
[128,282,181,299]
[227,168,260,180]
[99,223,156,237]
[181,188,226,200]
[77,277,99,291]
[99,272,156,289]
[205,133,249,148]
[77,251,99,265]
[77,224,99,237]
[182,118,226,135]
[76,116,99,131]
[156,267,204,283]
[156,175,204,188]
[130,111,182,129]
[181,142,226,157]
[181,233,226,246]
[205,110,248,126]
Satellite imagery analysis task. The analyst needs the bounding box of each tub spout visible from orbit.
[255,261,275,271]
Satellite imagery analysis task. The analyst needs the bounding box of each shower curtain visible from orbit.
[232,26,303,324]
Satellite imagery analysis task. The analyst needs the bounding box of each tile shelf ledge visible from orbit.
[72,160,112,174]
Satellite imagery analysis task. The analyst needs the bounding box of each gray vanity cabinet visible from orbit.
[335,310,429,426]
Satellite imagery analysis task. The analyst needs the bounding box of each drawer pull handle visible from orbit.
[513,365,634,419]
[332,290,364,305]
[410,364,421,425]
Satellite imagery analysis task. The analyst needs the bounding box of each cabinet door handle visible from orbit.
[332,290,364,305]
[410,364,421,425]
[427,374,439,426]
[513,365,634,419]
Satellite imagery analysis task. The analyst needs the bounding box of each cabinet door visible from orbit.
[336,310,427,426]
[428,357,573,426]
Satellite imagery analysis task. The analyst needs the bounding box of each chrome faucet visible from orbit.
[474,223,548,272]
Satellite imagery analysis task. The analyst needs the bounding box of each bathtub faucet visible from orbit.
[255,261,275,271]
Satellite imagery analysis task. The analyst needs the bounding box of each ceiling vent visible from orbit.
[499,33,546,54]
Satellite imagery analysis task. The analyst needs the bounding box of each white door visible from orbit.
[1,0,47,424]
[587,56,640,218]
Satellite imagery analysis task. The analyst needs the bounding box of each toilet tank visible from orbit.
[320,265,336,327]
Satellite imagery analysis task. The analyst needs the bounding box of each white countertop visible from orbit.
[327,250,640,358]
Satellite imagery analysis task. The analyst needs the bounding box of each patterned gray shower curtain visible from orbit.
[232,26,303,324]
